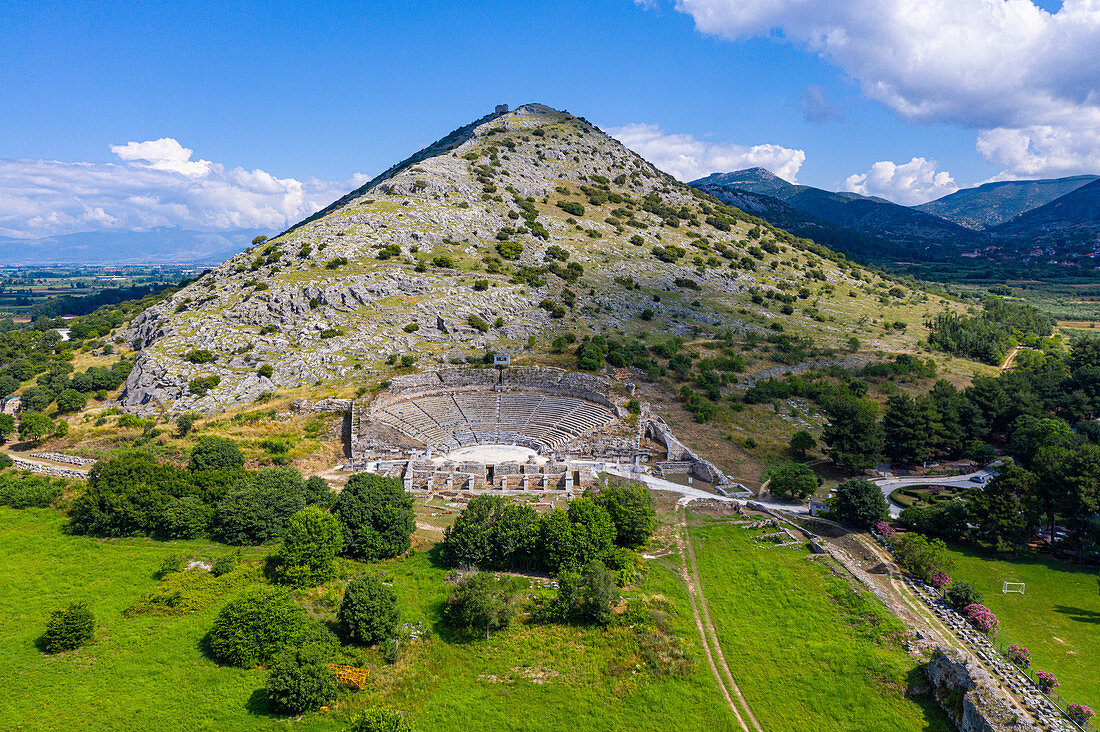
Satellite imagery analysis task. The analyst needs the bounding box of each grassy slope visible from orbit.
[688,513,952,731]
[942,542,1099,709]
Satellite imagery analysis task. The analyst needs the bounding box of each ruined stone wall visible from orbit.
[926,647,1040,732]
[645,414,739,489]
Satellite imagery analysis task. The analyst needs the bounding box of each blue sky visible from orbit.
[1,0,1096,238]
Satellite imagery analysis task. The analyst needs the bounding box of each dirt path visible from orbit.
[999,344,1022,372]
[675,507,763,732]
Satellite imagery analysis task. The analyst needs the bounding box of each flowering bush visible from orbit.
[1005,644,1031,667]
[930,571,951,590]
[963,603,999,635]
[1068,703,1095,724]
[1035,669,1060,694]
[874,521,896,540]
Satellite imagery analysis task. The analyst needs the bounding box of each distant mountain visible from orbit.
[989,178,1100,259]
[916,175,1098,230]
[693,168,980,261]
[0,228,264,265]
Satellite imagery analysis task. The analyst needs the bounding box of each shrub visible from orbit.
[211,551,241,577]
[333,473,414,561]
[337,575,399,646]
[468,315,489,332]
[403,322,419,333]
[1068,703,1094,724]
[1005,643,1031,667]
[444,572,515,639]
[188,375,221,395]
[945,581,983,612]
[206,586,305,667]
[175,412,197,437]
[549,560,619,625]
[891,532,952,583]
[930,571,951,590]
[496,240,523,260]
[42,601,95,653]
[1035,669,1059,694]
[272,507,343,588]
[348,709,412,732]
[264,641,338,714]
[962,603,998,634]
[258,364,274,378]
[185,349,215,364]
[873,521,896,541]
[189,436,244,472]
[0,452,12,469]
[556,200,584,216]
[0,473,62,509]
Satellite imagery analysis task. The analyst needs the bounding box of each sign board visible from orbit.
[494,354,510,367]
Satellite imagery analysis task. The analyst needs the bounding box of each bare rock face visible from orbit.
[925,647,1040,732]
[118,103,891,414]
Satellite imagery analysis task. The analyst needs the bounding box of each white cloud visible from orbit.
[0,140,368,238]
[672,0,1100,178]
[842,157,959,205]
[608,122,805,182]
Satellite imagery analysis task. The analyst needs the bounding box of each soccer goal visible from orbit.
[1002,581,1025,594]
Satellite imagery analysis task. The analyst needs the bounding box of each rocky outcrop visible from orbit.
[926,647,1040,732]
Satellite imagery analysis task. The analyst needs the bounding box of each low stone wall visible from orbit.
[30,452,96,466]
[926,647,1041,732]
[13,458,89,480]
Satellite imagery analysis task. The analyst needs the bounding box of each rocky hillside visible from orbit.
[120,104,952,414]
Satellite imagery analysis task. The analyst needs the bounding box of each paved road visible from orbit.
[603,466,809,515]
[872,467,996,517]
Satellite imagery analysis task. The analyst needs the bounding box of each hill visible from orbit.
[117,104,955,414]
[988,178,1100,261]
[916,175,1097,230]
[692,169,980,261]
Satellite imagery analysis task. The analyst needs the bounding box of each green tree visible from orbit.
[42,601,95,653]
[789,430,817,459]
[55,388,87,414]
[764,462,818,500]
[444,572,515,640]
[945,581,983,612]
[832,478,887,528]
[337,575,399,646]
[18,412,54,442]
[440,494,503,568]
[489,502,541,569]
[155,495,213,539]
[891,532,952,582]
[206,586,305,667]
[1007,415,1077,466]
[1060,444,1100,553]
[333,473,415,561]
[967,461,1036,551]
[821,394,883,474]
[273,506,343,588]
[69,450,192,537]
[883,393,931,465]
[0,413,15,441]
[210,468,308,545]
[348,710,412,732]
[189,436,244,472]
[592,482,656,548]
[175,412,197,437]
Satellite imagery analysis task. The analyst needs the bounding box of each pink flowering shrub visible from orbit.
[963,603,999,635]
[874,521,896,540]
[1068,703,1095,724]
[930,571,951,590]
[1005,644,1031,667]
[1035,669,1060,694]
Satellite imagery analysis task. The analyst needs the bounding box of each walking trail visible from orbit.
[675,505,763,732]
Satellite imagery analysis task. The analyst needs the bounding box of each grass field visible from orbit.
[942,542,1100,710]
[688,513,953,732]
[0,506,740,731]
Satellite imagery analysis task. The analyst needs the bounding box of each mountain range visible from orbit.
[692,169,1099,267]
[0,228,264,265]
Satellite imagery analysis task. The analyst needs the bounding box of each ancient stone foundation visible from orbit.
[925,647,1040,732]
